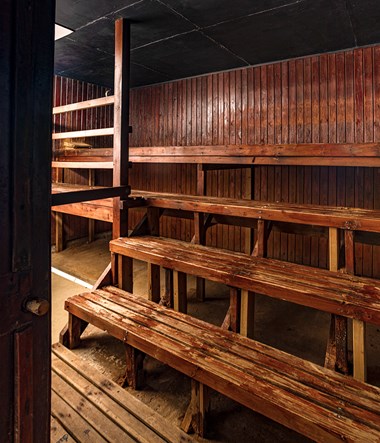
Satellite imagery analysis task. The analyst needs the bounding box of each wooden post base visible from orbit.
[221,288,241,332]
[324,314,350,375]
[181,380,209,437]
[119,344,145,389]
[59,314,88,349]
[160,268,173,308]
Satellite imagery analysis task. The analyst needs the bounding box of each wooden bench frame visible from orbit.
[62,286,380,442]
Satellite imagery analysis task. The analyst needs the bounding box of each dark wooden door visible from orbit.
[0,1,55,441]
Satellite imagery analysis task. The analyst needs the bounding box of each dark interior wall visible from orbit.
[53,44,380,278]
[128,45,380,278]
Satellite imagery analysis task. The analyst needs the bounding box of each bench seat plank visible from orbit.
[109,236,380,325]
[130,191,380,233]
[64,288,380,442]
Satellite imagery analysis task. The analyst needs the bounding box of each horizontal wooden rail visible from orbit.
[51,185,130,206]
[52,143,380,166]
[130,143,380,158]
[52,128,114,140]
[53,96,114,115]
[52,161,113,169]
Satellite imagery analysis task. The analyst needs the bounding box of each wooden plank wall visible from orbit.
[128,45,380,278]
[52,76,113,243]
[53,45,380,279]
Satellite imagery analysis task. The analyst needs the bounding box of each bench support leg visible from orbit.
[160,268,173,308]
[325,227,349,375]
[345,229,367,381]
[325,316,349,374]
[240,290,255,338]
[120,344,145,390]
[221,288,241,333]
[55,212,64,252]
[59,314,88,349]
[113,254,133,293]
[148,263,161,303]
[181,380,209,437]
[119,256,133,292]
[173,270,187,313]
[353,319,366,381]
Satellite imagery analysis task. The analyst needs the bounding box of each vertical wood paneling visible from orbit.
[54,45,380,278]
[127,45,380,278]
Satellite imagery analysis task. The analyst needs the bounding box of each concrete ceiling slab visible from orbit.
[54,0,380,88]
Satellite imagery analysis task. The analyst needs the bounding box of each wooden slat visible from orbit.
[109,236,380,325]
[52,127,114,140]
[51,390,107,443]
[129,154,380,167]
[52,372,137,443]
[52,343,194,443]
[53,95,114,114]
[51,417,76,443]
[130,143,380,157]
[52,202,113,222]
[64,288,380,442]
[52,161,113,169]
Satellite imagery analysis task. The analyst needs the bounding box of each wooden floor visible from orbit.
[51,343,194,443]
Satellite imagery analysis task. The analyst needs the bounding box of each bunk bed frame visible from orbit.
[54,18,380,441]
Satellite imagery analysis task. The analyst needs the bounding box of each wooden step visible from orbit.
[109,236,380,325]
[51,342,194,443]
[64,287,380,442]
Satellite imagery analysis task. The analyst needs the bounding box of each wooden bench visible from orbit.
[62,286,380,442]
[131,190,380,233]
[52,342,193,443]
[109,236,380,325]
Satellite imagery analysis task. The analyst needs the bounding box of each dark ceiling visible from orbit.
[55,0,380,88]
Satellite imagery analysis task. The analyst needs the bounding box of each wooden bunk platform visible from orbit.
[51,343,194,443]
[52,183,113,222]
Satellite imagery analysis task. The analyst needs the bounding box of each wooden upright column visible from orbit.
[88,169,95,243]
[112,19,132,292]
[325,228,349,374]
[345,230,366,381]
[240,167,255,338]
[194,164,207,301]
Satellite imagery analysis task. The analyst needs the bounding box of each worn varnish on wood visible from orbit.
[51,343,194,443]
[63,287,380,442]
[109,236,380,325]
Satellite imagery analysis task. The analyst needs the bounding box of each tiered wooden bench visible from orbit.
[51,342,194,443]
[63,286,380,442]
